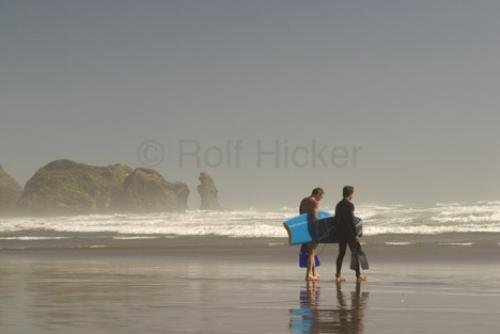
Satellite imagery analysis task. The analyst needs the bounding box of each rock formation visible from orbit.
[197,172,222,210]
[0,165,23,214]
[17,159,132,215]
[114,167,189,213]
[17,159,189,215]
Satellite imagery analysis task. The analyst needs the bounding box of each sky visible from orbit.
[1,0,499,209]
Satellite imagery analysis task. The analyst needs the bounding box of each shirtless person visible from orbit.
[299,187,324,281]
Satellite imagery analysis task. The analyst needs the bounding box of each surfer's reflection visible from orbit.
[289,282,369,334]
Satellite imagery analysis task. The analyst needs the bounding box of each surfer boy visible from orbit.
[335,186,367,283]
[299,187,324,281]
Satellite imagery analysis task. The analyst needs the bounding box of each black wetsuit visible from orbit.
[335,198,361,277]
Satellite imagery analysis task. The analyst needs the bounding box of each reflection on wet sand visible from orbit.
[289,282,369,334]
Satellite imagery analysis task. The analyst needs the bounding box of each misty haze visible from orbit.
[1,1,499,333]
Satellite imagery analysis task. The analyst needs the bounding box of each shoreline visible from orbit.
[1,233,500,264]
[1,231,500,243]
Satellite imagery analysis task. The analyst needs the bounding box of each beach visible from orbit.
[2,0,499,332]
[1,234,500,333]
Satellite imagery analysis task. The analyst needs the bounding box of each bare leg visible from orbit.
[311,244,319,279]
[306,250,315,281]
[305,244,318,281]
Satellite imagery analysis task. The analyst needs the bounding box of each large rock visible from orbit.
[114,168,189,213]
[0,165,23,214]
[17,159,190,215]
[17,159,133,215]
[197,172,222,210]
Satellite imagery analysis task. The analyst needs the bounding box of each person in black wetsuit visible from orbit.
[334,186,367,283]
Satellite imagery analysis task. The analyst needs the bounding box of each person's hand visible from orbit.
[355,236,360,243]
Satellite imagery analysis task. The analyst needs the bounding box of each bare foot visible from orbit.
[335,276,346,283]
[357,275,367,282]
[306,275,317,282]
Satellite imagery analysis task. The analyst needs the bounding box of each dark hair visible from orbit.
[311,187,324,196]
[343,186,354,198]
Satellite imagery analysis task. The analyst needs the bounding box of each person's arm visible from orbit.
[312,200,319,222]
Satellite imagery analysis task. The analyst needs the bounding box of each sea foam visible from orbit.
[0,201,499,239]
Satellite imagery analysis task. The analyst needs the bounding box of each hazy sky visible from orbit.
[1,0,499,209]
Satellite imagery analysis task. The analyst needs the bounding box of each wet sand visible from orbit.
[1,236,500,333]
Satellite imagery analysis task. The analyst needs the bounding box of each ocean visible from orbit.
[1,201,499,244]
[2,201,500,333]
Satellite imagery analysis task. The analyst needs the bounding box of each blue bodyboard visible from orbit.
[283,211,332,245]
[284,213,363,245]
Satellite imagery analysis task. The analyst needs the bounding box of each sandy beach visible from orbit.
[2,0,500,332]
[1,235,500,333]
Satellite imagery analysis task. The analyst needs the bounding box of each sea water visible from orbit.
[0,201,499,242]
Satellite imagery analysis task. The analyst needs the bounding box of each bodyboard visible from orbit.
[283,211,332,245]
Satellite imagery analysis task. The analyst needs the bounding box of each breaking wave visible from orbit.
[0,201,499,239]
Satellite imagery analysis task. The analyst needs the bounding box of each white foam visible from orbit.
[1,201,500,238]
[268,242,285,247]
[385,241,412,246]
[439,242,474,246]
[112,236,160,240]
[0,236,69,241]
